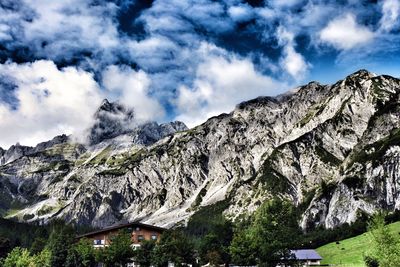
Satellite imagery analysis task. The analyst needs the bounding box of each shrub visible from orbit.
[364,255,379,267]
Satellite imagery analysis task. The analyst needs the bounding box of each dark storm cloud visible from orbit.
[117,0,154,39]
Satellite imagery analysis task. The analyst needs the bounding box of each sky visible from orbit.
[0,0,400,148]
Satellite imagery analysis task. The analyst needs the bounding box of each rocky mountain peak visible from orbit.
[96,99,127,114]
[87,99,136,145]
[87,99,188,146]
[94,99,134,120]
[1,143,32,165]
[346,69,376,81]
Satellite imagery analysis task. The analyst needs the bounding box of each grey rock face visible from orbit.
[0,148,4,165]
[1,70,400,230]
[130,121,188,146]
[0,135,71,166]
[34,135,70,152]
[2,143,33,165]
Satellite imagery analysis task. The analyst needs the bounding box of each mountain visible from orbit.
[1,70,400,230]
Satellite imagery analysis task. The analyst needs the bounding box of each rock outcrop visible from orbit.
[1,70,400,230]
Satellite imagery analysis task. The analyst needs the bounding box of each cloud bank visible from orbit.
[0,60,102,148]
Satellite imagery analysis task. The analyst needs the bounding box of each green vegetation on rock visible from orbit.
[259,150,292,194]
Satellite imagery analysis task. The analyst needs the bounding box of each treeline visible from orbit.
[0,217,47,257]
[1,198,400,266]
[0,218,94,259]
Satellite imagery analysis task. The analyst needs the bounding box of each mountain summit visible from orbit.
[87,99,136,145]
[1,70,400,230]
[87,99,187,146]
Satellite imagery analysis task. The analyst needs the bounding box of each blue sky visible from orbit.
[0,0,400,147]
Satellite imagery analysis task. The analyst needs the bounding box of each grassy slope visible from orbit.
[316,221,400,267]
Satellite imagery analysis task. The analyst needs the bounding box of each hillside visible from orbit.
[1,70,400,229]
[317,221,400,266]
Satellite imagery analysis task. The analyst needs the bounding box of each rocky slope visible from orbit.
[1,70,400,230]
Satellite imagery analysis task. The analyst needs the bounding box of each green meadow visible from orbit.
[316,221,400,267]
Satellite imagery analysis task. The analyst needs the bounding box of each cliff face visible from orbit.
[1,70,400,230]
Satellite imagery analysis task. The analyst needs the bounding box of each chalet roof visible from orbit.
[291,249,322,260]
[77,221,166,238]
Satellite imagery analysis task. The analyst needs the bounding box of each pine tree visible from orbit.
[47,224,75,267]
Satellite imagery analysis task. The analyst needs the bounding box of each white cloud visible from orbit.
[102,65,165,123]
[277,27,310,79]
[0,60,103,148]
[281,46,309,79]
[0,0,121,63]
[228,4,254,22]
[319,13,374,50]
[175,53,285,127]
[256,7,275,20]
[379,0,400,32]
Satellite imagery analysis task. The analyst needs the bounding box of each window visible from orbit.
[151,234,158,240]
[135,227,140,231]
[93,239,105,245]
[137,235,144,242]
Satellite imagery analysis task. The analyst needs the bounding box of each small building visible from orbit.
[290,249,322,266]
[77,221,165,249]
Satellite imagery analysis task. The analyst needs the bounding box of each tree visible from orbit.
[151,243,169,267]
[367,213,400,267]
[2,247,32,267]
[65,238,96,267]
[102,230,134,267]
[30,237,47,255]
[75,238,96,267]
[32,248,51,267]
[1,246,51,267]
[229,230,257,265]
[133,240,156,267]
[151,230,195,267]
[199,233,228,265]
[65,247,83,267]
[47,224,75,267]
[198,219,233,266]
[230,198,301,266]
